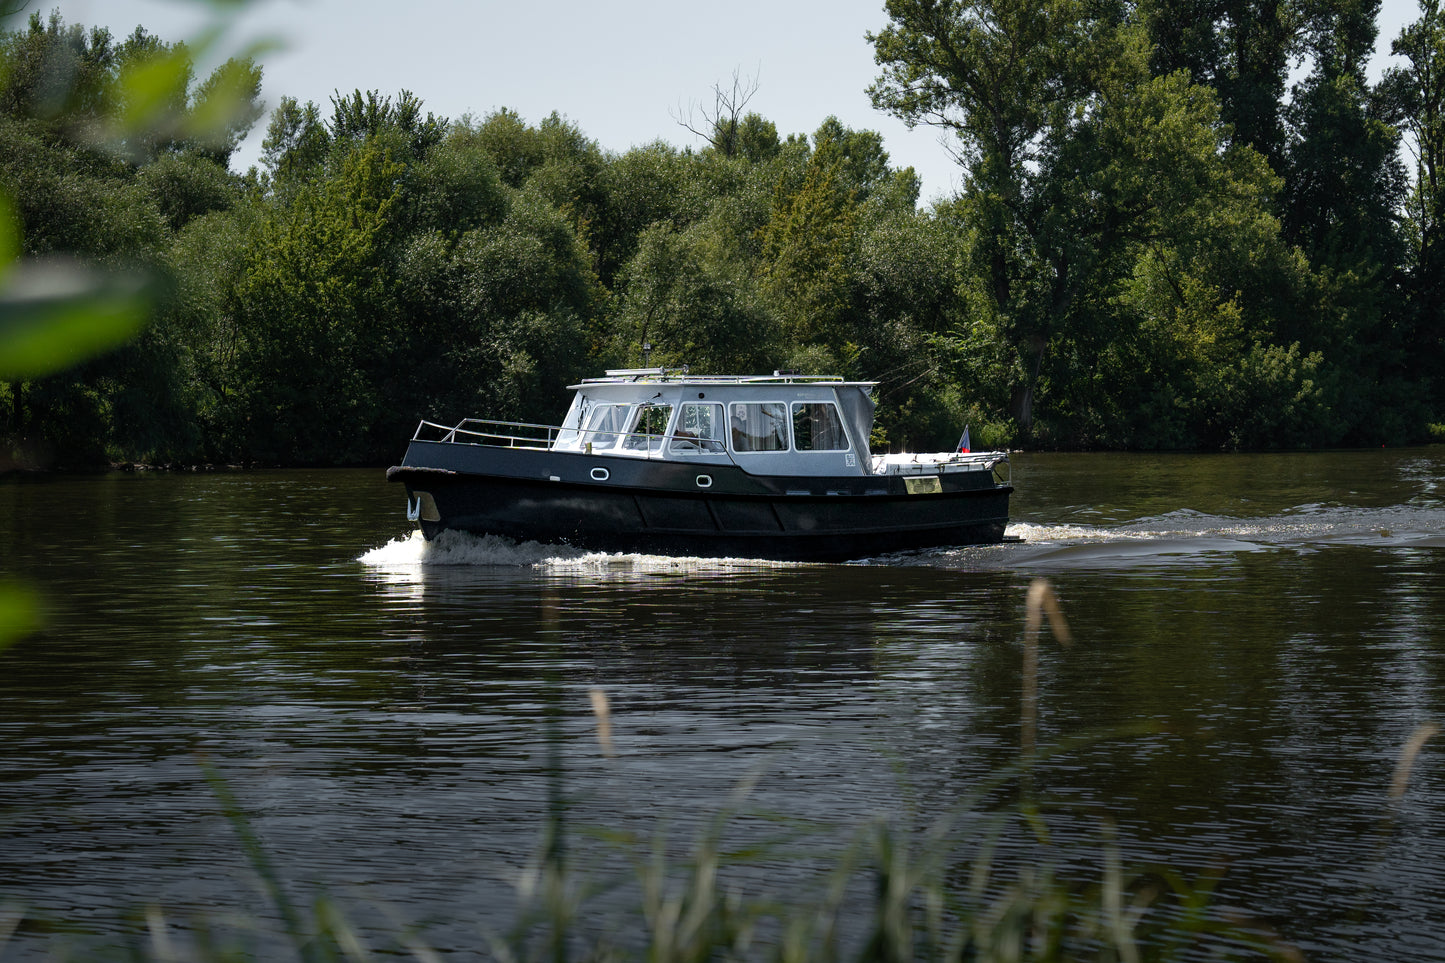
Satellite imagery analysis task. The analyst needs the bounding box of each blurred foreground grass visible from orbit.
[0,742,1303,963]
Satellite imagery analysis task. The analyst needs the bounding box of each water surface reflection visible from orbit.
[2,453,1444,958]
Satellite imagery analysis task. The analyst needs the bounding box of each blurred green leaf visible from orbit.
[186,51,270,149]
[0,192,17,266]
[0,259,149,380]
[113,33,206,132]
[0,581,41,653]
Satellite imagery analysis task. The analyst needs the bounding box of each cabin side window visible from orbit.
[730,402,788,452]
[670,403,725,452]
[583,404,631,449]
[622,403,673,452]
[791,402,849,451]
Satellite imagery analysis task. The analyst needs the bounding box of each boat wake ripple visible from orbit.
[988,502,1445,571]
[359,501,1445,575]
[357,529,798,573]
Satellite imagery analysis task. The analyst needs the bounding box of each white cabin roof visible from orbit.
[569,368,876,391]
[555,370,879,476]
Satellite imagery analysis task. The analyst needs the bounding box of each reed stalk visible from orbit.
[1389,723,1439,804]
[198,756,321,962]
[1021,579,1072,762]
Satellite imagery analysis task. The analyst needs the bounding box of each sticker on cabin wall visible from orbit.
[845,452,856,467]
[904,476,942,495]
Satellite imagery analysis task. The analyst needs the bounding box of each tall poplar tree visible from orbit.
[1378,0,1445,411]
[1136,0,1292,169]
[868,0,1106,430]
[1282,0,1403,273]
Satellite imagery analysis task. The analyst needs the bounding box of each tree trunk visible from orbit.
[1009,336,1047,434]
[1009,382,1034,431]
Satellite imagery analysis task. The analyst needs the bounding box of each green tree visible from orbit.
[328,87,445,161]
[612,220,774,373]
[225,140,403,462]
[1274,0,1412,441]
[1137,0,1293,169]
[870,0,1355,447]
[1053,59,1332,447]
[162,201,264,460]
[758,132,859,346]
[260,95,329,186]
[405,124,507,237]
[470,107,549,188]
[1,11,263,465]
[756,118,927,394]
[1382,0,1445,400]
[736,112,781,163]
[593,141,692,283]
[869,0,1109,431]
[511,114,608,249]
[0,12,119,138]
[1283,0,1403,267]
[848,204,971,449]
[138,150,242,230]
[0,111,167,464]
[184,54,264,166]
[393,190,600,424]
[463,109,611,270]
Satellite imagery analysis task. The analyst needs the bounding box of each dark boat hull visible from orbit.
[387,441,1010,562]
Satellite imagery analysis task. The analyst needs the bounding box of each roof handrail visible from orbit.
[579,372,864,386]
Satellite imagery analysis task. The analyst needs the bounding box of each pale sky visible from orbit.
[39,0,1429,204]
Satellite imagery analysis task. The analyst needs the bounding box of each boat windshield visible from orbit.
[622,403,673,452]
[582,403,631,450]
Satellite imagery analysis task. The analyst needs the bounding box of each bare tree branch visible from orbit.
[671,66,760,158]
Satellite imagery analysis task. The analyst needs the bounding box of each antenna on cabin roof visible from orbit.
[642,341,653,367]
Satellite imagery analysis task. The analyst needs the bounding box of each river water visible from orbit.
[3,451,1445,959]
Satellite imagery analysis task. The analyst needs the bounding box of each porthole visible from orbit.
[590,467,610,481]
[695,474,713,488]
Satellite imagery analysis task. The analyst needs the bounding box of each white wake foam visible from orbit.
[358,529,586,568]
[357,529,795,573]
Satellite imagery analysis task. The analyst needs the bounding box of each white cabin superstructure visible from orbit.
[549,369,1001,479]
[553,369,874,477]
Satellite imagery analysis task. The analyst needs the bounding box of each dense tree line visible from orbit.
[3,2,1445,467]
